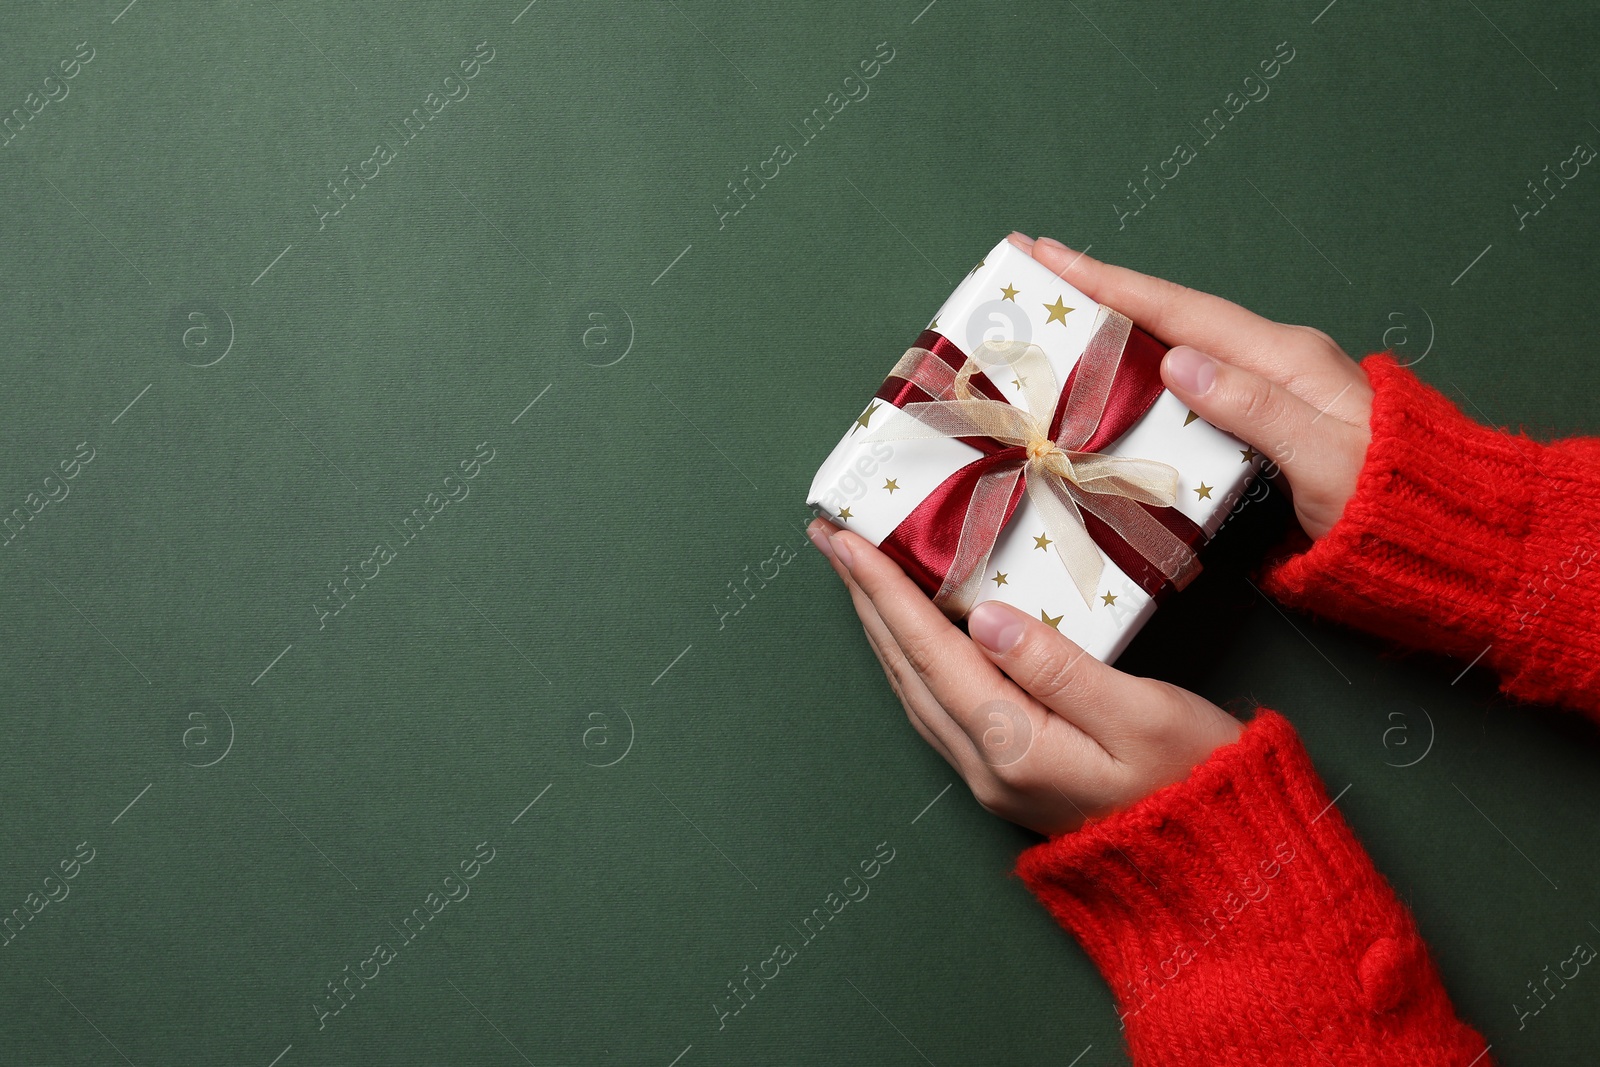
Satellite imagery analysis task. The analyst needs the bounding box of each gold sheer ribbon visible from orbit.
[863,309,1201,617]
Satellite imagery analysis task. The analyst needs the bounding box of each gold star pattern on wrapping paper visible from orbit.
[854,401,882,431]
[883,478,899,494]
[1240,446,1259,463]
[992,572,1008,587]
[966,257,986,277]
[1011,376,1027,389]
[837,507,853,520]
[1000,283,1020,302]
[1040,609,1063,629]
[1043,296,1074,325]
[1194,483,1213,500]
[1184,410,1200,426]
[930,318,939,330]
[1033,533,1053,550]
[1101,592,1118,607]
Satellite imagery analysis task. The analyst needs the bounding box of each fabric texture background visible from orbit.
[2,2,1598,1064]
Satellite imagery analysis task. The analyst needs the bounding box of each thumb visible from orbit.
[1161,344,1368,540]
[1160,344,1319,477]
[968,600,1242,766]
[966,600,1147,744]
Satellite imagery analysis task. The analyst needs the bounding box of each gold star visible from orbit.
[837,506,853,520]
[1194,483,1213,500]
[1033,533,1053,550]
[1240,446,1259,463]
[1043,296,1074,325]
[1184,410,1200,426]
[1101,592,1118,607]
[882,478,900,494]
[991,572,1008,587]
[1039,609,1063,629]
[930,318,939,330]
[1000,283,1020,302]
[854,401,882,431]
[1011,376,1027,389]
[966,256,986,277]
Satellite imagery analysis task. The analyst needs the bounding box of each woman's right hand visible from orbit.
[1010,233,1373,541]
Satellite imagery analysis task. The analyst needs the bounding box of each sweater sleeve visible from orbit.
[1015,710,1489,1067]
[1262,354,1600,716]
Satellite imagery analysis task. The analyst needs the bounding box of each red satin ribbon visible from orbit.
[874,325,1203,602]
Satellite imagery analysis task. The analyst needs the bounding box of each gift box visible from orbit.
[807,236,1259,663]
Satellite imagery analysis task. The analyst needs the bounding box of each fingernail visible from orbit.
[1006,231,1034,251]
[1035,236,1072,254]
[1164,346,1216,396]
[968,601,1026,654]
[828,532,854,569]
[807,523,835,560]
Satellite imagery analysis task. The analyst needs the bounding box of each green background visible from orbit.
[2,1,1597,1063]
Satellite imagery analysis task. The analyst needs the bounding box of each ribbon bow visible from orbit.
[864,309,1201,616]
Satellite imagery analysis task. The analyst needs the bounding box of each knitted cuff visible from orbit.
[1262,355,1600,713]
[1016,711,1487,1066]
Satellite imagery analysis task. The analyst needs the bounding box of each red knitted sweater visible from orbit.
[1017,355,1600,1065]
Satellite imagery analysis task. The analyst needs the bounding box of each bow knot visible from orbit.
[863,310,1202,615]
[1025,437,1062,464]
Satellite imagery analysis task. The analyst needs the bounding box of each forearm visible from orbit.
[1016,710,1488,1066]
[1263,355,1600,717]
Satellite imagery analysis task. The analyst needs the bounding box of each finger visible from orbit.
[807,515,841,559]
[812,519,981,772]
[1162,344,1369,485]
[965,600,1164,754]
[1029,238,1287,356]
[826,526,1078,756]
[1029,239,1359,392]
[861,626,965,770]
[848,577,976,773]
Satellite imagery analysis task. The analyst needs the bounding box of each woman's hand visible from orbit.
[808,518,1242,836]
[1011,233,1371,541]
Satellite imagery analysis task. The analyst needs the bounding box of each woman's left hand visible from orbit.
[808,517,1243,836]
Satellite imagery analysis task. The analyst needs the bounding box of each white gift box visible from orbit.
[807,237,1258,663]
